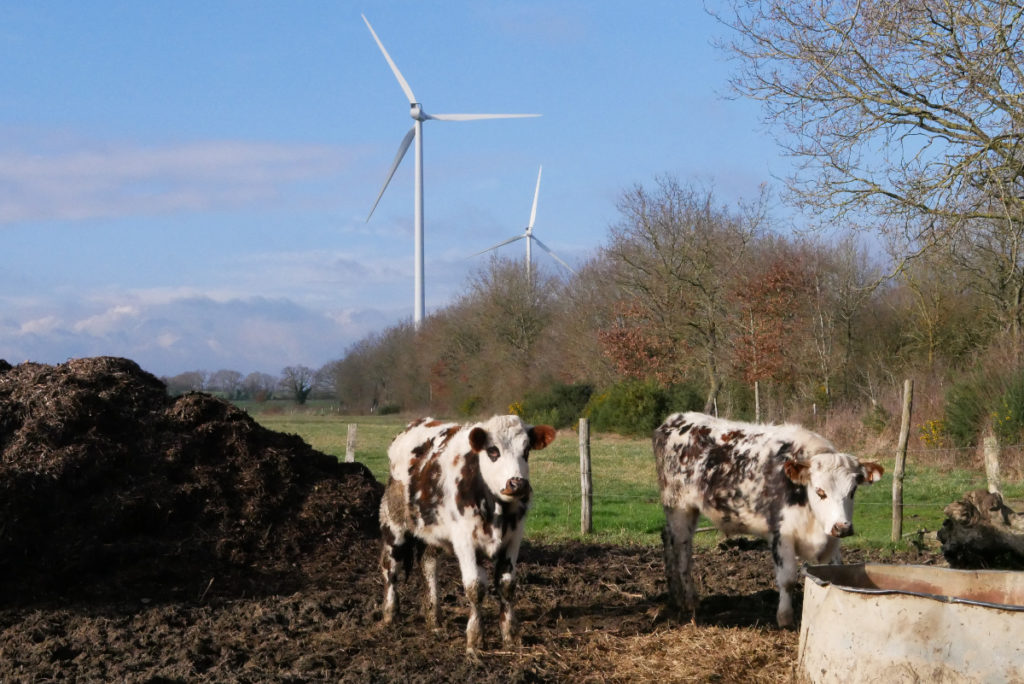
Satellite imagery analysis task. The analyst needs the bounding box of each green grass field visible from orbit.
[247,408,1023,550]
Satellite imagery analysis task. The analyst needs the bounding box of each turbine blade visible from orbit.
[367,126,416,222]
[362,14,417,105]
[528,165,542,231]
[470,233,526,257]
[427,113,541,121]
[531,236,576,274]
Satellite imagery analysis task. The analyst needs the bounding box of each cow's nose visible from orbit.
[831,521,853,538]
[502,477,530,498]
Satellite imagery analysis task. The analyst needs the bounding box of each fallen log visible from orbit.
[937,489,1024,570]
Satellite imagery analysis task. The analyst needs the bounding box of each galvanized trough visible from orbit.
[797,563,1024,684]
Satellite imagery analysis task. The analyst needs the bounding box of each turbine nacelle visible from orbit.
[473,165,576,277]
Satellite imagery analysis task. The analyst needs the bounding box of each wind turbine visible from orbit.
[361,14,540,328]
[473,165,576,280]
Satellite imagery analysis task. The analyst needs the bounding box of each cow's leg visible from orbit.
[772,532,800,628]
[824,537,842,565]
[494,540,521,646]
[421,545,440,629]
[453,541,488,654]
[380,530,403,624]
[662,505,700,619]
[379,481,409,625]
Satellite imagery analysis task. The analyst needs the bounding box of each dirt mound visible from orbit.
[0,356,383,603]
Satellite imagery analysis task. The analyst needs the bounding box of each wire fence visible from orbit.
[544,421,1024,543]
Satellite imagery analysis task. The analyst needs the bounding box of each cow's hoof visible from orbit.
[500,617,520,646]
[664,601,698,624]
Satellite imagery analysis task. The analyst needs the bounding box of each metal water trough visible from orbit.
[797,563,1024,684]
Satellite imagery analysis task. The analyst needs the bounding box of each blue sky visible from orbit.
[0,1,794,378]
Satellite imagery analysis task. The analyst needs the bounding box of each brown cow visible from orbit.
[379,415,556,653]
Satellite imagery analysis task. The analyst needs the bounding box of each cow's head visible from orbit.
[784,453,884,538]
[468,415,556,502]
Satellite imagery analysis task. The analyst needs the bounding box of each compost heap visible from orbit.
[0,357,382,603]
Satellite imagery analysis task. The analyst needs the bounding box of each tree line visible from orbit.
[327,179,985,423]
[162,366,330,404]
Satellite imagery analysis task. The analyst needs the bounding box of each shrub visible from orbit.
[666,383,704,416]
[585,380,702,436]
[377,403,401,415]
[919,419,947,449]
[944,378,987,448]
[862,402,889,435]
[517,383,593,429]
[994,369,1024,445]
[458,396,482,418]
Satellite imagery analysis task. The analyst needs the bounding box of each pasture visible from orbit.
[249,408,1024,549]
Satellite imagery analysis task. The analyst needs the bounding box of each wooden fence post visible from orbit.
[345,423,357,463]
[754,380,761,424]
[984,434,1002,495]
[579,418,592,535]
[891,379,913,543]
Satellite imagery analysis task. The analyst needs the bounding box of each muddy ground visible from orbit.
[0,357,941,682]
[0,540,937,682]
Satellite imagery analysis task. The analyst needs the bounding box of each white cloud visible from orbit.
[19,315,61,335]
[0,140,353,224]
[156,332,180,349]
[72,304,139,336]
[0,289,401,377]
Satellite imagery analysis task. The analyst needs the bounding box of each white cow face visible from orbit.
[785,453,884,537]
[468,415,556,502]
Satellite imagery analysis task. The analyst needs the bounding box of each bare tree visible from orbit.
[898,247,991,368]
[946,215,1024,341]
[280,365,316,405]
[603,177,767,411]
[163,370,207,395]
[806,236,882,403]
[208,369,243,398]
[332,322,425,413]
[722,0,1024,345]
[467,257,557,365]
[729,238,816,420]
[242,372,277,402]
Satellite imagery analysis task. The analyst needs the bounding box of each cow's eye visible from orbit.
[486,446,501,462]
[815,488,827,500]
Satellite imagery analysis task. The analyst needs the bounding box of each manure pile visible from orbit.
[0,356,382,603]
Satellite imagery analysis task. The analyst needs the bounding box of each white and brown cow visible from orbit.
[653,411,884,627]
[379,415,556,653]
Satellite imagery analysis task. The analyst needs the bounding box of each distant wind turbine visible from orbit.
[361,14,540,328]
[473,165,576,280]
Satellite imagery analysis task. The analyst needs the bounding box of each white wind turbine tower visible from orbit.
[361,14,540,328]
[474,165,576,281]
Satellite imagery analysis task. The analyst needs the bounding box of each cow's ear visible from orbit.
[859,461,885,484]
[529,425,557,451]
[783,459,810,485]
[468,427,488,453]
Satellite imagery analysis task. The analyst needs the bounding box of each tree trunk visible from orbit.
[703,373,722,415]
